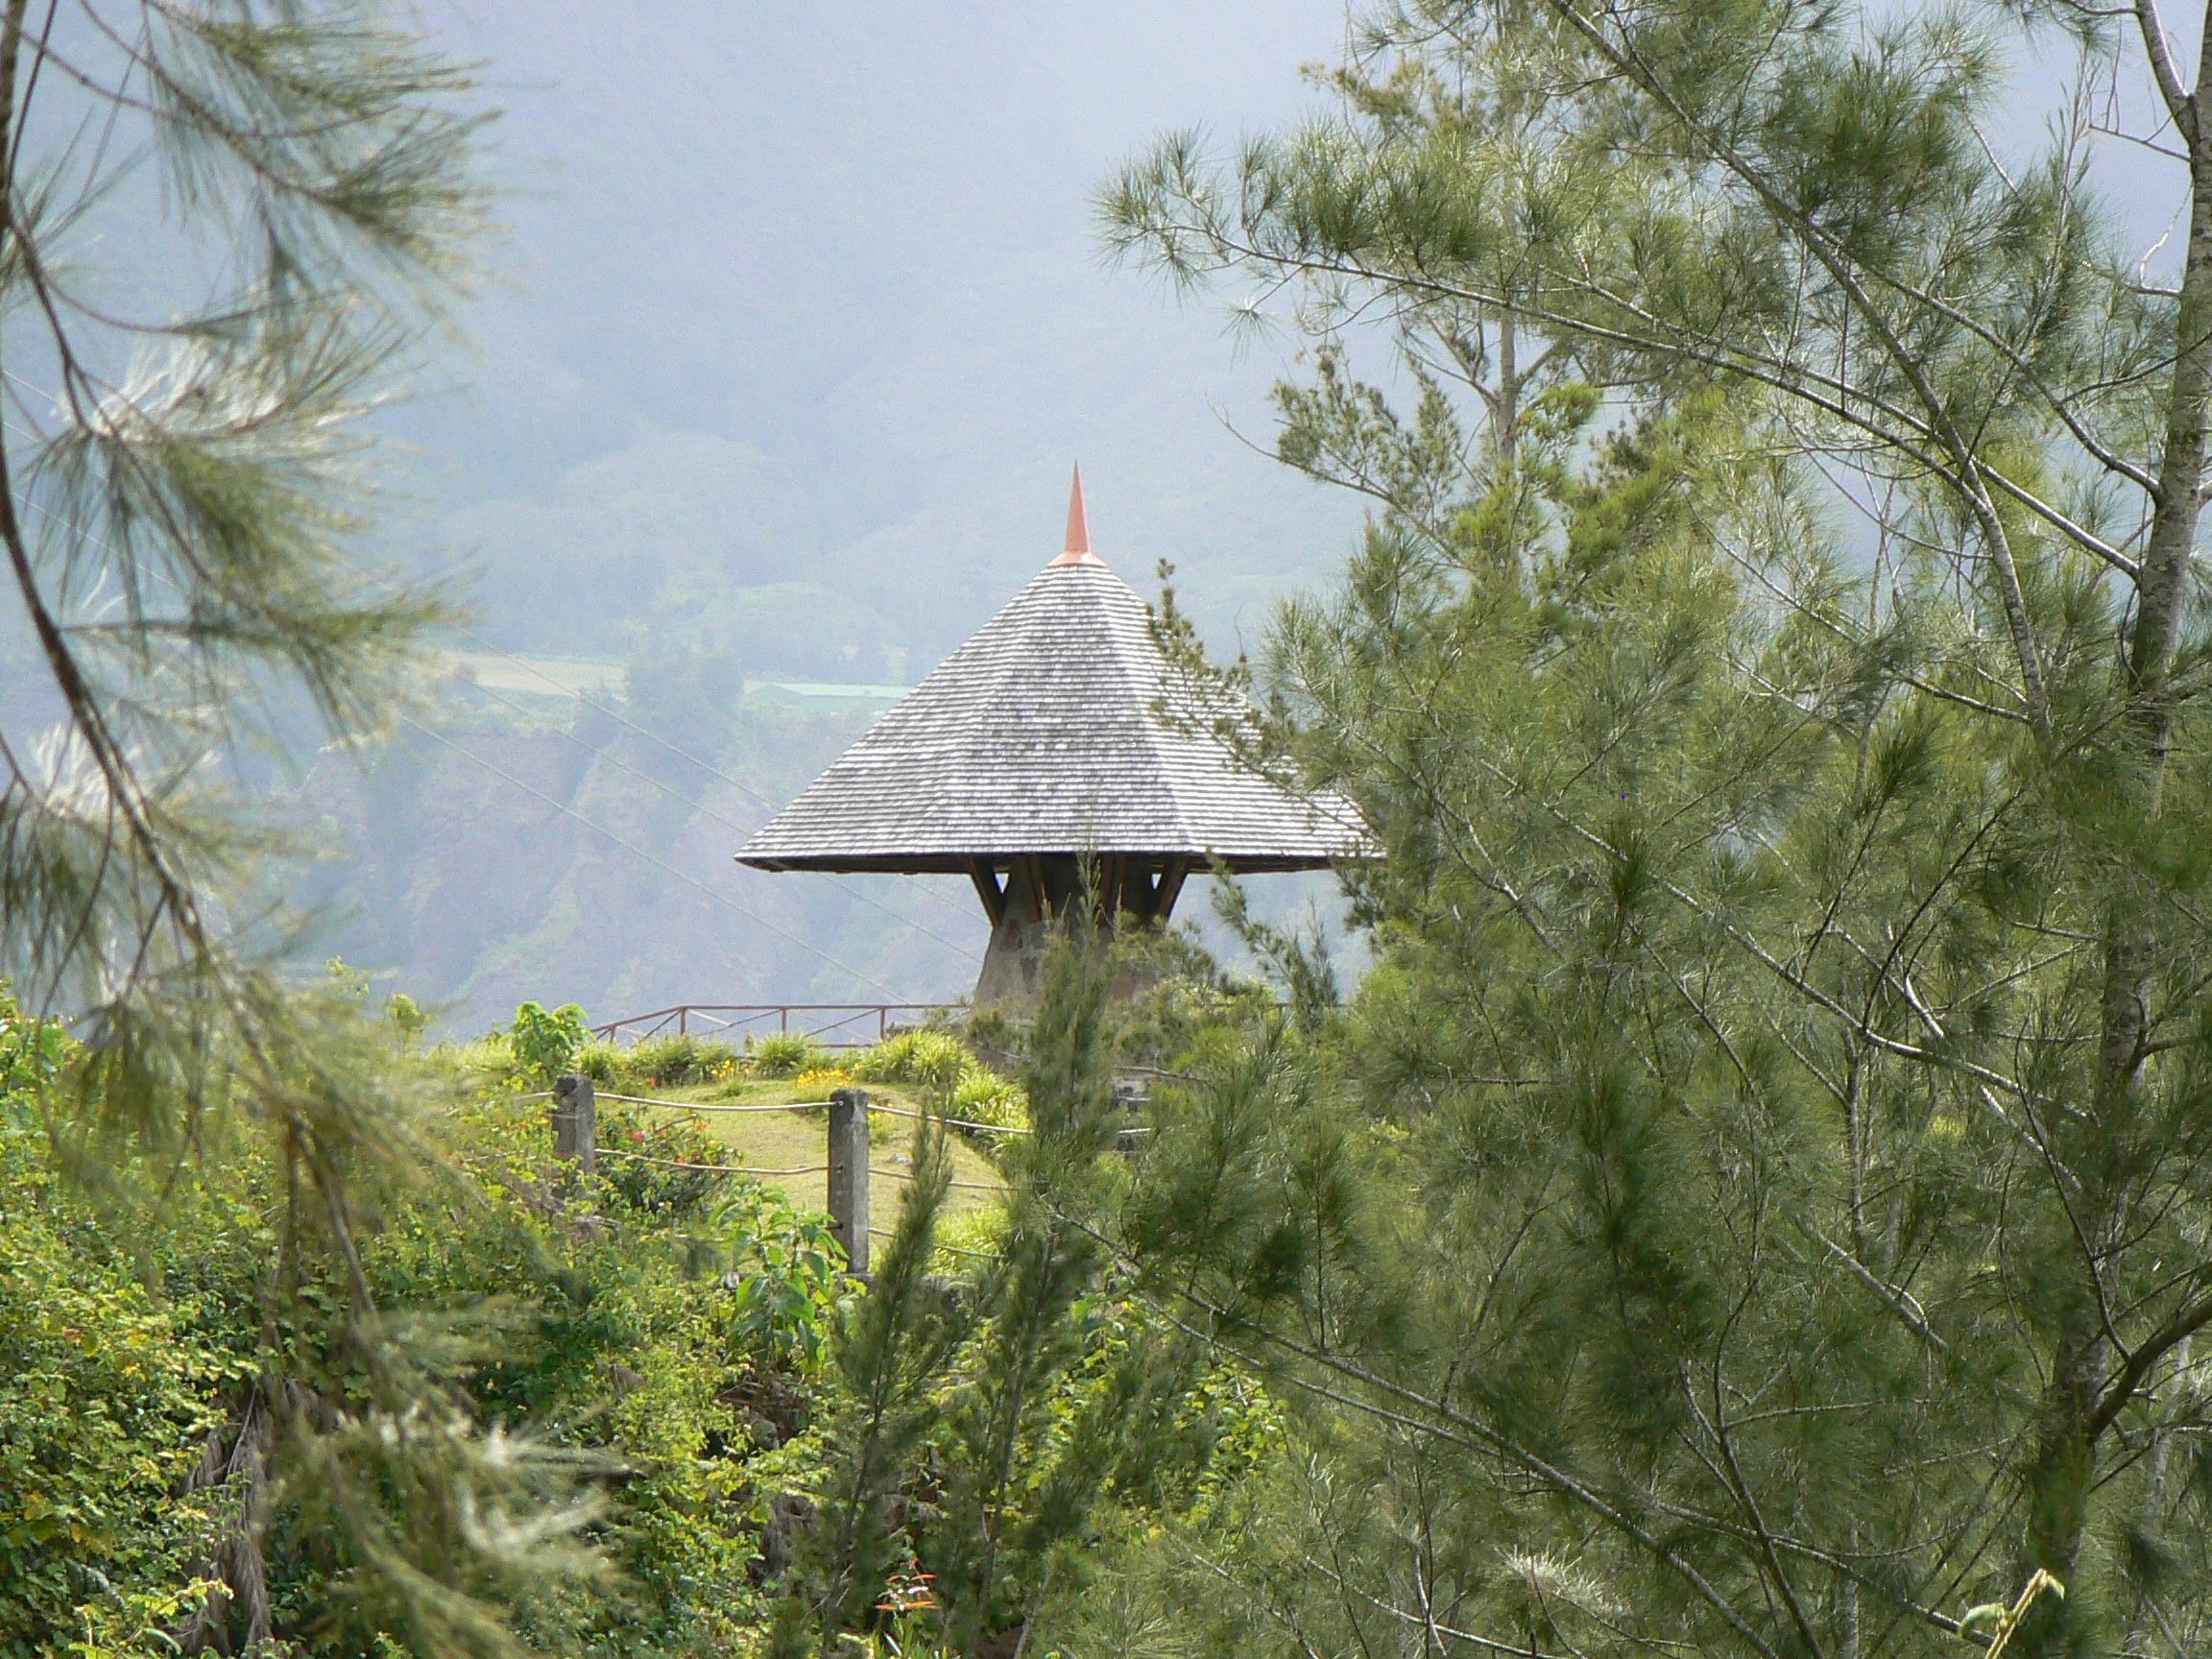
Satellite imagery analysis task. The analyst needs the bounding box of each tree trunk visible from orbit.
[2022,11,2212,1652]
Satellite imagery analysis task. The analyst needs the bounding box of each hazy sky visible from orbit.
[404,3,1372,644]
[397,6,2200,635]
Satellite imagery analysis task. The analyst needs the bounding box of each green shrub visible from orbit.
[625,1033,739,1089]
[509,998,589,1086]
[850,1030,908,1081]
[950,1070,1028,1133]
[962,1006,1027,1067]
[598,1106,727,1218]
[575,1034,743,1092]
[855,1027,972,1088]
[0,1156,228,1650]
[750,1031,830,1078]
[934,1202,1007,1270]
[445,1034,519,1091]
[575,1038,622,1085]
[355,1094,814,1653]
[1113,961,1278,1070]
[385,992,427,1046]
[714,1184,849,1366]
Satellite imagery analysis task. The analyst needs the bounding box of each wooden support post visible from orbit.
[551,1073,597,1174]
[828,1087,870,1275]
[1152,856,1190,923]
[966,857,1008,926]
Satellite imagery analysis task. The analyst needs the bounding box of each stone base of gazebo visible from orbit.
[967,854,1190,1006]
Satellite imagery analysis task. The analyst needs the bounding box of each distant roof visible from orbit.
[738,476,1374,876]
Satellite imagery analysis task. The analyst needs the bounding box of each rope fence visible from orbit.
[876,1167,1005,1193]
[541,1076,1154,1274]
[597,1148,831,1177]
[860,1098,1032,1136]
[598,1091,842,1116]
[870,1225,995,1262]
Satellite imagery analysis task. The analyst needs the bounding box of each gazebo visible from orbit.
[738,469,1372,1005]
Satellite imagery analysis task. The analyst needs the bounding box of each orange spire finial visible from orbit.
[1049,463,1101,566]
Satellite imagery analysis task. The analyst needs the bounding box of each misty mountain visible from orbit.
[291,3,1374,1027]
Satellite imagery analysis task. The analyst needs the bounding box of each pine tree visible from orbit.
[774,942,1213,1657]
[0,6,598,1650]
[1097,7,2212,1655]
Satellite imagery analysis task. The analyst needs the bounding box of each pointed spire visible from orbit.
[1049,462,1102,566]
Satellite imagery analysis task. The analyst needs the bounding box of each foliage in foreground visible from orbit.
[3,961,1272,1657]
[765,946,1252,1658]
[0,991,846,1657]
[0,1,627,1647]
[0,1107,229,1654]
[1087,3,2212,1654]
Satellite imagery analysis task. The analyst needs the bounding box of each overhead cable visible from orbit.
[397,712,910,999]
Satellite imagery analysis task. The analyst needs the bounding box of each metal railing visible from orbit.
[589,1002,952,1047]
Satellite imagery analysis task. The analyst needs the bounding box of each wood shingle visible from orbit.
[738,535,1371,876]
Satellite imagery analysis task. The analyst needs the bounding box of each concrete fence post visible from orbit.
[828,1087,870,1275]
[551,1073,597,1174]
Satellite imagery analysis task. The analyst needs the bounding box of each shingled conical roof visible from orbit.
[738,471,1372,875]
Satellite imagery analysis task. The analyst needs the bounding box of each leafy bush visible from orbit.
[355,1097,807,1655]
[625,1033,738,1089]
[575,1038,623,1085]
[1112,950,1278,1070]
[0,1133,229,1652]
[854,1027,973,1088]
[962,1006,1027,1069]
[598,1106,728,1218]
[575,1035,742,1092]
[749,1031,830,1078]
[933,1203,1007,1271]
[445,1034,521,1094]
[715,1185,850,1367]
[854,1028,1028,1136]
[950,1070,1028,1133]
[385,992,427,1046]
[510,999,589,1086]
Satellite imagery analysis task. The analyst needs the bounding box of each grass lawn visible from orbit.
[598,1075,1009,1221]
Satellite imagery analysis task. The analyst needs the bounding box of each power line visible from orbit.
[396,712,909,1000]
[434,624,980,927]
[2,382,979,949]
[445,663,980,960]
[0,445,918,1003]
